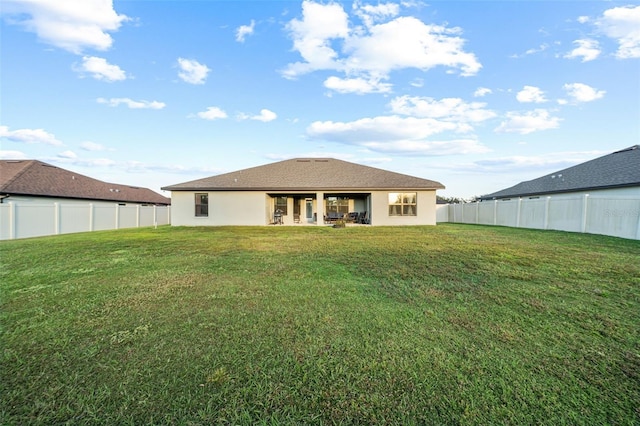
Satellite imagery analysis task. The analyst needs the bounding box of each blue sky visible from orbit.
[2,0,639,199]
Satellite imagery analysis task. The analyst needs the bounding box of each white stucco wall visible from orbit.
[170,191,268,226]
[370,190,438,226]
[169,189,440,226]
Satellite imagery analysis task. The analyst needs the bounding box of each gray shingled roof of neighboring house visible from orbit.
[0,160,171,205]
[480,145,640,200]
[162,158,445,191]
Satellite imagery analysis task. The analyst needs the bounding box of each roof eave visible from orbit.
[162,186,445,192]
[480,181,640,200]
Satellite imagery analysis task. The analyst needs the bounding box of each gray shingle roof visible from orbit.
[162,158,445,191]
[0,160,171,205]
[480,145,640,200]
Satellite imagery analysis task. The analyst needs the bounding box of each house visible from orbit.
[0,160,171,205]
[161,158,445,226]
[479,145,640,201]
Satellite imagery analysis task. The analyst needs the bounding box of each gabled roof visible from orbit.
[0,160,171,205]
[162,158,445,191]
[480,145,640,200]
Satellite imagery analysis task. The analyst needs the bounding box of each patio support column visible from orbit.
[316,192,324,225]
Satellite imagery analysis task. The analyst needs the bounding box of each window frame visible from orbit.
[388,192,417,216]
[274,196,288,215]
[325,196,349,215]
[195,193,209,217]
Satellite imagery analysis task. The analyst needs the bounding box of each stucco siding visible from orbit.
[171,191,268,226]
[169,189,439,226]
[370,190,437,226]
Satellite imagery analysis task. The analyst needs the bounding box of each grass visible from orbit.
[1,224,639,425]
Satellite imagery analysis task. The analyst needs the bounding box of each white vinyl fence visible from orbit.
[437,195,640,240]
[0,202,171,240]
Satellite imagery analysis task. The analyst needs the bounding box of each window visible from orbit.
[275,196,288,215]
[326,196,349,215]
[388,192,417,216]
[195,193,208,217]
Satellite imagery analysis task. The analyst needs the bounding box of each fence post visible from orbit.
[153,205,157,228]
[636,204,640,240]
[89,203,94,232]
[54,202,60,235]
[9,202,16,240]
[476,202,479,224]
[544,196,551,230]
[581,194,589,233]
[115,204,120,229]
[136,205,140,228]
[516,198,522,228]
[493,200,498,225]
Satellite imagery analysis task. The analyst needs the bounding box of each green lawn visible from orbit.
[1,224,639,425]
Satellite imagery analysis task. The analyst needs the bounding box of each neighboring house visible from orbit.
[479,145,640,201]
[162,158,445,226]
[0,160,171,205]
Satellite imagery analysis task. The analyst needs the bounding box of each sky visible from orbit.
[1,0,639,200]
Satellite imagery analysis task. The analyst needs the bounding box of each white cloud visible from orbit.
[309,116,458,143]
[76,56,127,81]
[239,109,278,122]
[97,97,166,109]
[253,109,277,122]
[473,87,492,97]
[564,39,601,62]
[1,0,129,53]
[596,5,640,59]
[196,107,228,120]
[80,141,109,151]
[324,76,392,94]
[177,58,210,84]
[563,83,605,103]
[389,96,496,124]
[57,150,77,159]
[516,86,547,103]
[236,20,255,42]
[283,0,350,78]
[447,150,606,175]
[0,150,28,160]
[354,2,400,28]
[283,1,481,93]
[495,109,561,135]
[357,139,490,156]
[306,115,489,156]
[342,17,481,76]
[0,125,63,146]
[577,16,590,24]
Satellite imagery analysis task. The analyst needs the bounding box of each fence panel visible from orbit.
[118,206,138,229]
[0,204,11,240]
[495,200,518,227]
[60,204,91,234]
[547,197,584,233]
[442,196,640,240]
[0,202,171,240]
[17,204,56,239]
[478,202,495,225]
[586,198,640,240]
[94,204,116,231]
[519,198,547,230]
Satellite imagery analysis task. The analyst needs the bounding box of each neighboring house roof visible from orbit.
[0,160,171,205]
[162,158,445,191]
[480,145,640,200]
